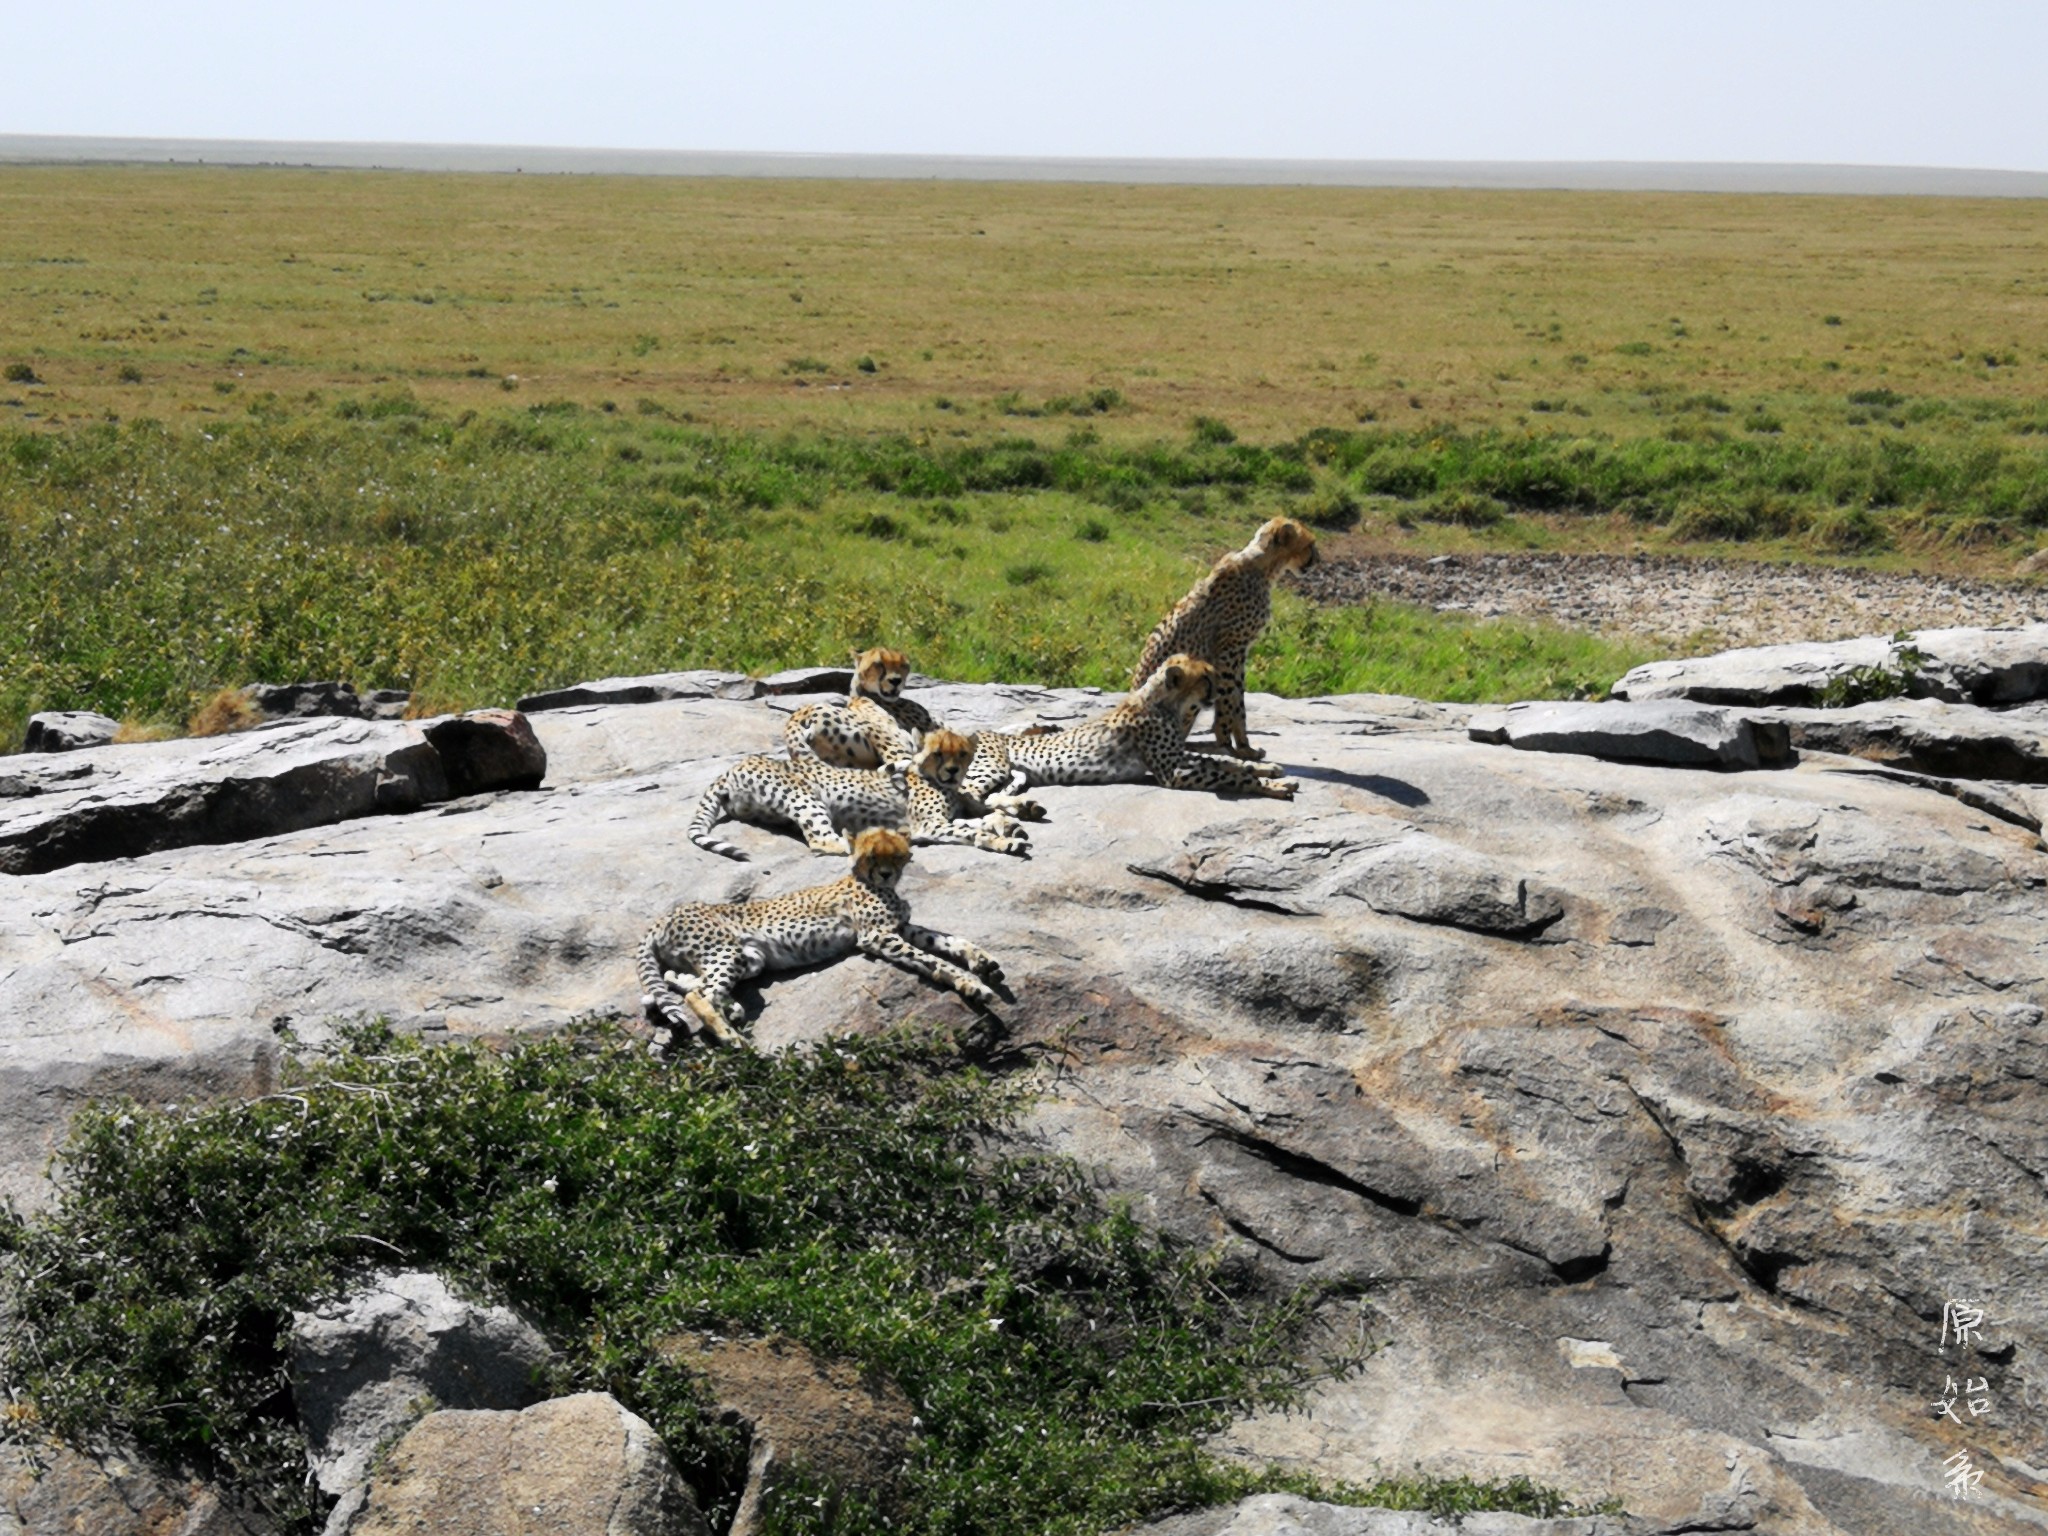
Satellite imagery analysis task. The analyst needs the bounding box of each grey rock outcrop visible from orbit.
[6,677,2048,1532]
[1,1440,273,1536]
[1754,696,2048,783]
[290,1271,556,1497]
[1612,623,2048,708]
[1469,700,1791,770]
[517,670,764,712]
[1611,635,1896,706]
[322,1392,706,1536]
[0,711,545,877]
[20,711,118,753]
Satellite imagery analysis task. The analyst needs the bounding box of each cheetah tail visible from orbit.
[687,784,751,862]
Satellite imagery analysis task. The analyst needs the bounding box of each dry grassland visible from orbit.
[4,165,2045,440]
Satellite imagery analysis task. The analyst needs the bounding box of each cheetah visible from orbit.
[964,655,1296,800]
[638,827,1005,1047]
[688,754,910,862]
[904,728,1033,856]
[783,646,937,768]
[691,735,1029,861]
[1131,516,1318,760]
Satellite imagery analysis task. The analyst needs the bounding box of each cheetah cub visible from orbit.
[965,655,1296,800]
[689,754,910,862]
[638,827,1005,1047]
[691,734,1030,861]
[784,646,936,768]
[1132,516,1318,760]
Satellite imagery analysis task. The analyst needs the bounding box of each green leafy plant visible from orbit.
[0,1023,1594,1534]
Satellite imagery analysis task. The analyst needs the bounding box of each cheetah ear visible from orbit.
[1162,662,1185,688]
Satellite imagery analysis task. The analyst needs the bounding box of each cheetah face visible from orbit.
[1151,655,1215,731]
[914,729,976,789]
[853,646,912,700]
[851,826,912,888]
[1258,516,1319,572]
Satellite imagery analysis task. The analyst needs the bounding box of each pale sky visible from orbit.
[9,0,2047,172]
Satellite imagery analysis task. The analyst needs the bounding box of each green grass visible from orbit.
[0,406,1673,742]
[0,1022,1603,1534]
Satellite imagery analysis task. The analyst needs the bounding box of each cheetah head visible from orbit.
[913,728,976,789]
[1136,654,1215,731]
[1253,516,1319,573]
[851,646,912,700]
[850,826,913,889]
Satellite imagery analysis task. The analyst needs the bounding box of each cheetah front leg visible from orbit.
[856,927,1003,1006]
[902,923,1006,983]
[910,820,1031,857]
[788,799,853,856]
[1210,667,1264,760]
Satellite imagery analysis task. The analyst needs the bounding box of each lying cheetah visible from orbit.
[1132,516,1318,760]
[965,655,1295,800]
[638,827,1004,1047]
[784,646,936,768]
[905,728,1032,856]
[691,736,1029,861]
[689,753,910,862]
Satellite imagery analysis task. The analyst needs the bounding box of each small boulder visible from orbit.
[290,1271,556,1497]
[360,689,412,721]
[517,671,761,712]
[1475,699,1789,771]
[1611,635,1895,706]
[3,1439,273,1536]
[420,709,548,796]
[324,1392,706,1536]
[657,1333,917,1536]
[756,666,854,696]
[243,681,366,720]
[20,710,118,753]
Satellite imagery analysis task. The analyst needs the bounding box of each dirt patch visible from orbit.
[1296,553,2048,650]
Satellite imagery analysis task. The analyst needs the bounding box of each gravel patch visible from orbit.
[1297,553,2048,650]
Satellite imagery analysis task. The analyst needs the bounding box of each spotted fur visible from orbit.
[906,729,1032,856]
[965,655,1295,800]
[1131,517,1318,759]
[784,646,937,768]
[688,754,911,861]
[638,827,1004,1047]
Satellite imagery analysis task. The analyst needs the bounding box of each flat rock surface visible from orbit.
[1470,699,1784,770]
[1613,625,2048,709]
[4,680,2047,1533]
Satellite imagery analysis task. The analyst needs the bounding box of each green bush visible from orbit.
[0,1023,1595,1535]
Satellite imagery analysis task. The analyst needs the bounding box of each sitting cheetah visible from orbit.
[638,827,1004,1047]
[692,736,1029,861]
[964,655,1296,800]
[689,754,910,862]
[783,646,936,768]
[1131,516,1318,760]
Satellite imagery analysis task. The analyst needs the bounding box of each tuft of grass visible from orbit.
[0,1022,1598,1535]
[186,686,264,736]
[4,361,37,384]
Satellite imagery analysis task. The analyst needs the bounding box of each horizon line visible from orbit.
[4,133,2046,198]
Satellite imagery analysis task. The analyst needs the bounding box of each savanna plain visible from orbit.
[4,166,2047,744]
[4,167,2048,1536]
